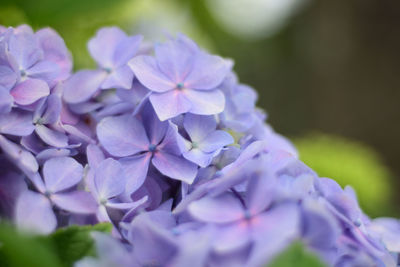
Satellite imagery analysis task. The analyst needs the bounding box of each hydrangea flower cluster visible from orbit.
[0,25,399,267]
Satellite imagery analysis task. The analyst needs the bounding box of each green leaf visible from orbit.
[39,223,112,267]
[0,223,62,267]
[267,242,326,267]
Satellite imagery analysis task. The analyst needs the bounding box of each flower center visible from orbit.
[176,83,184,90]
[191,142,199,149]
[103,67,113,74]
[148,144,157,152]
[243,210,252,220]
[20,69,27,77]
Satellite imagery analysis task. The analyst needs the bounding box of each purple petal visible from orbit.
[97,114,149,157]
[100,65,133,89]
[11,78,49,105]
[8,31,42,70]
[36,27,72,81]
[119,153,151,194]
[0,135,38,174]
[88,27,126,68]
[188,193,244,223]
[149,90,191,121]
[35,125,68,147]
[184,52,230,90]
[26,60,60,84]
[51,191,98,214]
[15,190,56,234]
[157,123,185,156]
[43,156,83,193]
[183,148,213,168]
[0,110,34,136]
[0,86,13,114]
[86,144,105,169]
[152,152,198,184]
[213,222,251,253]
[128,55,175,93]
[198,130,233,153]
[183,89,225,115]
[94,158,126,200]
[40,94,62,124]
[113,35,143,67]
[0,65,17,89]
[36,148,72,164]
[183,114,216,143]
[141,103,168,145]
[106,195,148,210]
[63,70,107,104]
[246,174,276,215]
[154,35,197,83]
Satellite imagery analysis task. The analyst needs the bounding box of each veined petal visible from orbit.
[11,78,49,105]
[183,149,213,168]
[100,65,133,90]
[198,130,234,153]
[94,158,126,200]
[119,153,151,194]
[183,114,216,143]
[51,191,98,214]
[149,90,191,121]
[26,60,60,84]
[43,156,83,193]
[129,55,175,93]
[152,152,197,184]
[113,35,143,67]
[0,110,34,136]
[183,89,225,116]
[35,124,69,148]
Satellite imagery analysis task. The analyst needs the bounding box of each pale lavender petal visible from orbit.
[198,130,233,153]
[51,191,98,214]
[62,124,94,144]
[40,94,62,124]
[152,152,197,184]
[149,90,191,121]
[86,144,105,169]
[188,193,244,223]
[26,60,60,84]
[213,223,251,253]
[183,89,225,115]
[8,31,42,70]
[0,110,34,136]
[0,65,17,89]
[94,158,126,200]
[157,123,183,156]
[113,35,143,67]
[141,102,168,145]
[183,114,216,143]
[184,53,230,90]
[128,55,175,93]
[0,135,38,174]
[100,65,133,89]
[183,148,213,168]
[119,153,151,194]
[63,70,107,104]
[15,190,56,234]
[97,114,149,157]
[246,174,276,215]
[154,35,197,83]
[36,27,72,81]
[0,86,13,114]
[88,27,126,68]
[36,148,71,164]
[43,156,83,193]
[106,196,148,210]
[11,78,49,105]
[35,125,68,147]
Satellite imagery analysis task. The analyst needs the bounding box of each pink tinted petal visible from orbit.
[43,156,83,193]
[0,135,38,174]
[63,70,107,104]
[94,158,126,200]
[188,193,244,223]
[152,152,198,184]
[11,78,49,105]
[128,55,175,93]
[36,27,72,81]
[119,153,151,194]
[154,35,197,83]
[97,114,149,157]
[15,190,56,234]
[149,90,191,121]
[183,114,216,143]
[184,53,230,90]
[0,87,13,113]
[183,89,225,115]
[51,191,97,214]
[0,110,34,136]
[214,223,251,253]
[35,124,68,147]
[26,60,60,84]
[113,35,143,67]
[100,65,133,89]
[0,65,17,89]
[198,130,233,153]
[88,27,126,68]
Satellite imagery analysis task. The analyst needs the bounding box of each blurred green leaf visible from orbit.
[267,241,326,267]
[294,133,394,217]
[0,5,29,26]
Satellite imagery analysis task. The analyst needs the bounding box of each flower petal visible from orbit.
[26,60,60,85]
[129,55,175,93]
[0,86,13,114]
[119,153,151,194]
[0,65,17,89]
[198,130,233,153]
[8,31,42,70]
[51,191,98,214]
[35,124,69,148]
[152,152,197,184]
[63,70,107,104]
[11,78,49,105]
[183,148,213,168]
[149,90,191,121]
[0,110,34,136]
[43,156,83,193]
[97,114,149,157]
[15,190,56,234]
[94,158,126,200]
[183,114,216,143]
[100,65,133,89]
[183,89,225,116]
[113,35,143,67]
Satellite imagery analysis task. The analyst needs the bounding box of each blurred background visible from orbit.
[1,0,399,217]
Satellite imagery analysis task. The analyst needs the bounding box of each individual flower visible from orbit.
[129,34,231,121]
[63,27,142,104]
